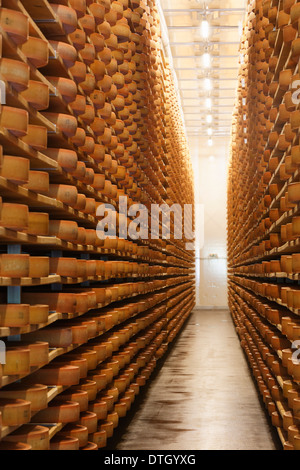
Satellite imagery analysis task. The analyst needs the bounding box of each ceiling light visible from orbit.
[208,138,213,147]
[205,98,212,109]
[206,115,213,124]
[201,20,210,39]
[207,128,213,136]
[204,78,212,91]
[203,52,211,68]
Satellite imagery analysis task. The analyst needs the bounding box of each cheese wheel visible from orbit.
[114,401,127,418]
[0,304,30,328]
[0,398,31,426]
[50,436,79,450]
[0,156,29,184]
[0,58,29,92]
[89,3,105,24]
[69,61,87,84]
[49,220,79,242]
[21,80,49,111]
[43,148,78,171]
[83,198,96,214]
[69,28,86,50]
[3,347,30,376]
[0,8,29,45]
[87,372,107,391]
[49,184,78,207]
[23,170,49,194]
[80,107,96,126]
[89,430,107,448]
[29,305,49,325]
[58,424,89,447]
[81,72,96,94]
[49,257,78,277]
[79,14,96,35]
[29,257,49,278]
[70,127,86,148]
[90,60,106,81]
[0,254,29,278]
[43,112,77,137]
[90,117,106,136]
[27,212,49,236]
[20,37,49,68]
[68,349,98,370]
[7,341,48,367]
[45,76,77,103]
[0,384,47,412]
[0,442,32,450]
[49,40,77,68]
[55,389,89,412]
[50,4,77,34]
[0,179,25,216]
[3,425,49,450]
[92,173,105,190]
[74,193,87,211]
[80,43,96,65]
[28,364,80,386]
[99,419,114,438]
[25,326,73,348]
[53,356,88,379]
[77,411,97,433]
[69,94,87,116]
[90,90,106,110]
[32,400,80,424]
[88,400,108,420]
[21,125,48,151]
[82,168,95,185]
[0,106,28,137]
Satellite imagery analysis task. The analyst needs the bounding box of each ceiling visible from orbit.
[158,0,247,139]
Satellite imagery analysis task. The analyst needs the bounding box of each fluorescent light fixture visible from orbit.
[204,78,212,91]
[208,138,213,147]
[205,98,212,109]
[201,20,210,39]
[203,52,211,68]
[206,115,213,124]
[207,128,213,136]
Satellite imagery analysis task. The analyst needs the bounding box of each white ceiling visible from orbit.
[158,0,247,137]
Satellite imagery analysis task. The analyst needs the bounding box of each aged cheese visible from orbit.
[31,400,80,423]
[49,257,78,277]
[0,304,30,328]
[48,220,79,242]
[25,326,73,348]
[48,184,78,207]
[28,364,80,386]
[0,156,29,184]
[77,411,98,433]
[0,398,31,426]
[23,170,49,194]
[20,37,49,68]
[46,76,77,103]
[21,125,48,151]
[27,213,49,236]
[44,148,78,171]
[43,112,78,137]
[58,424,88,447]
[29,256,49,278]
[0,384,48,412]
[0,58,29,92]
[54,389,89,412]
[0,106,28,137]
[3,425,50,450]
[49,40,77,68]
[3,346,30,376]
[29,305,49,325]
[0,8,29,45]
[50,436,79,450]
[21,80,49,110]
[50,4,77,34]
[0,254,29,278]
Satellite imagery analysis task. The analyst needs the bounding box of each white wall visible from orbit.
[189,135,229,308]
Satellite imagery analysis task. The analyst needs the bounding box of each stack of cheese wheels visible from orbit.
[0,0,195,451]
[228,0,300,450]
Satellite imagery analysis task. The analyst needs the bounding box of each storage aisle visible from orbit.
[111,310,280,451]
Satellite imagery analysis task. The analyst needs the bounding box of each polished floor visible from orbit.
[109,310,281,451]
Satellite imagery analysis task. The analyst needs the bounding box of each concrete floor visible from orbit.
[109,310,281,451]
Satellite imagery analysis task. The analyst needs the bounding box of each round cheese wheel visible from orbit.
[0,155,30,184]
[70,129,86,150]
[54,389,89,412]
[29,305,49,325]
[49,184,78,207]
[69,0,86,18]
[29,256,49,278]
[0,8,29,45]
[92,173,105,190]
[69,61,87,84]
[0,254,29,278]
[69,94,87,116]
[25,326,73,348]
[79,14,96,35]
[0,398,31,426]
[0,304,30,328]
[81,72,96,94]
[50,4,77,34]
[81,441,98,450]
[89,430,107,448]
[99,419,114,438]
[49,40,77,68]
[29,364,80,386]
[53,356,87,379]
[3,347,30,376]
[88,400,107,420]
[21,80,49,110]
[0,106,28,137]
[0,58,29,92]
[114,401,127,418]
[90,59,106,81]
[0,441,32,450]
[98,20,111,39]
[49,220,79,242]
[80,43,96,65]
[74,193,87,211]
[80,107,96,127]
[58,424,88,447]
[31,400,80,423]
[27,212,49,236]
[46,76,77,103]
[2,425,49,450]
[82,168,95,185]
[77,411,97,433]
[49,257,78,277]
[44,148,78,171]
[7,341,49,367]
[89,3,105,24]
[21,125,48,151]
[69,28,86,50]
[23,170,49,194]
[83,198,96,214]
[43,112,77,137]
[90,32,105,52]
[20,37,49,68]
[0,384,48,412]
[68,349,98,370]
[50,435,79,450]
[87,372,107,391]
